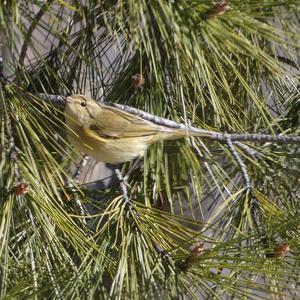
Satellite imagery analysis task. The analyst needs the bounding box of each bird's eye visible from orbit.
[80,101,87,107]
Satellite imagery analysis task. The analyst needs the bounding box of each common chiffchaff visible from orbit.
[65,95,209,164]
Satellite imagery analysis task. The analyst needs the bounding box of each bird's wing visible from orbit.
[90,105,167,138]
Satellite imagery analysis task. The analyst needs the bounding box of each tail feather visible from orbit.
[160,125,217,141]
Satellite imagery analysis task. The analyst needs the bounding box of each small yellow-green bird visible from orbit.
[64,94,212,164]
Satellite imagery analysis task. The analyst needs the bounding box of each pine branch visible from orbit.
[8,136,20,180]
[233,142,261,159]
[2,2,300,298]
[6,113,21,182]
[0,56,3,81]
[65,180,89,227]
[36,93,66,106]
[226,137,251,189]
[113,168,130,206]
[36,93,300,145]
[72,155,90,181]
[110,103,300,144]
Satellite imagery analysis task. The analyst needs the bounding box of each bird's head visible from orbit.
[65,94,98,126]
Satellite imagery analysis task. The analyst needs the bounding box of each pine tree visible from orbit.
[0,1,299,299]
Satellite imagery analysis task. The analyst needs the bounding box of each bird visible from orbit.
[64,94,214,164]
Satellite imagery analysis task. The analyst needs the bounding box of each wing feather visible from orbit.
[92,105,165,138]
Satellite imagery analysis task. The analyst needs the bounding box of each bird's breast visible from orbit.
[66,120,149,163]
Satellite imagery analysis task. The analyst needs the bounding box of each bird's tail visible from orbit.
[161,125,218,141]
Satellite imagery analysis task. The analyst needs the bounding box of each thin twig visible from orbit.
[8,136,20,180]
[153,242,170,258]
[6,114,21,180]
[108,103,300,144]
[18,1,54,67]
[114,168,130,206]
[0,266,2,293]
[250,192,260,230]
[73,155,91,181]
[226,136,251,190]
[74,197,88,226]
[216,132,300,144]
[233,142,261,159]
[226,137,261,229]
[0,27,11,82]
[36,93,66,106]
[275,55,299,70]
[0,56,3,80]
[65,181,89,227]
